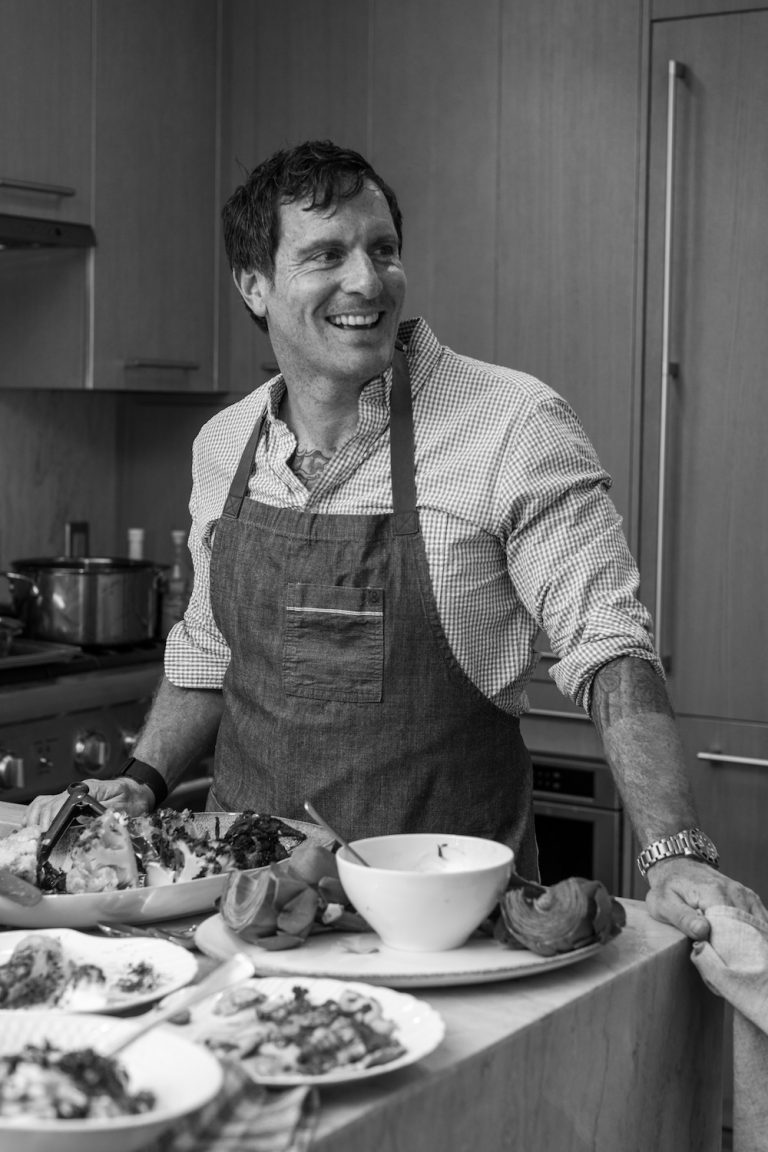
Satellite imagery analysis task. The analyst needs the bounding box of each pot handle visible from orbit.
[0,571,41,604]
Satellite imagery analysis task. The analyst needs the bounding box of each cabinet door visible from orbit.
[0,0,92,389]
[92,0,218,391]
[219,0,370,394]
[496,0,642,526]
[368,0,500,365]
[641,11,768,720]
[0,0,92,222]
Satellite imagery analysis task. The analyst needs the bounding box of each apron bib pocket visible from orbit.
[283,582,384,702]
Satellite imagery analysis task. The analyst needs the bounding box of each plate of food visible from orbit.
[0,928,198,1012]
[0,811,332,929]
[160,973,445,1087]
[0,1010,222,1152]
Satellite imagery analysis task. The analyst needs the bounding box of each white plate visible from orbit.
[0,927,198,1012]
[161,974,445,1087]
[194,913,605,988]
[0,815,331,929]
[0,1010,222,1152]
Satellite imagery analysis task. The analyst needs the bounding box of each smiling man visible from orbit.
[26,140,767,942]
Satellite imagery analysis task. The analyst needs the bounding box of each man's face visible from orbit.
[237,182,407,390]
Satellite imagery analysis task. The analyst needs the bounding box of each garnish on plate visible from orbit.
[494,875,626,956]
[220,842,369,950]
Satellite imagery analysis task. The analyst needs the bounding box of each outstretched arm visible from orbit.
[591,656,768,938]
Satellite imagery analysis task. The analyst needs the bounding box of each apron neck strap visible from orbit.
[390,343,419,534]
[222,343,419,532]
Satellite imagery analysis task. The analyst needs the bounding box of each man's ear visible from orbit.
[233,268,268,321]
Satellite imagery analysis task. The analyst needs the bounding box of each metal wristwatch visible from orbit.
[636,828,719,879]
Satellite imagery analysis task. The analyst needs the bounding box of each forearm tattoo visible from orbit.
[590,656,674,737]
[290,444,332,490]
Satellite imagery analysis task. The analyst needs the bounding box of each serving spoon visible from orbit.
[103,951,256,1057]
[303,800,370,867]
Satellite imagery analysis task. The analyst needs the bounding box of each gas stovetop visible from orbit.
[0,639,165,690]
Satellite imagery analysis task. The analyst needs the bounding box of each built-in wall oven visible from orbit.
[531,752,624,893]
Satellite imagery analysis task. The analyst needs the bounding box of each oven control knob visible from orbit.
[120,728,139,756]
[0,753,24,790]
[73,732,110,772]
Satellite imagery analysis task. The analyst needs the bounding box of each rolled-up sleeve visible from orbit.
[164,429,233,689]
[501,397,663,713]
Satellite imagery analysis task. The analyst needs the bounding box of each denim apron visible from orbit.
[208,347,538,877]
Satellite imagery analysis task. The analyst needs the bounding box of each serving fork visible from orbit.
[96,921,198,949]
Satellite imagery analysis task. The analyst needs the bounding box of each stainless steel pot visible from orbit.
[3,557,162,647]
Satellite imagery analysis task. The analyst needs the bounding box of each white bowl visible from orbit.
[0,1011,223,1152]
[336,833,513,952]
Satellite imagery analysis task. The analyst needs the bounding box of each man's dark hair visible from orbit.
[222,139,404,333]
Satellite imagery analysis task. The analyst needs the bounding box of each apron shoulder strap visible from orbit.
[222,410,267,519]
[390,344,419,535]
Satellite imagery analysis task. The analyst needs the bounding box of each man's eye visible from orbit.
[375,244,398,259]
[315,249,341,264]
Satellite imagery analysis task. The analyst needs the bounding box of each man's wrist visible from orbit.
[119,757,169,807]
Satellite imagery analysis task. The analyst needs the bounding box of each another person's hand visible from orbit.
[22,777,154,829]
[645,858,768,940]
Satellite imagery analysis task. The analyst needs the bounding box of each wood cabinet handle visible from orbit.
[696,752,768,769]
[124,359,200,371]
[0,177,76,197]
[654,60,686,667]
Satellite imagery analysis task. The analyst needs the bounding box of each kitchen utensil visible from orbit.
[103,951,255,1056]
[96,922,197,949]
[38,781,107,864]
[2,556,163,646]
[336,833,513,952]
[303,800,370,866]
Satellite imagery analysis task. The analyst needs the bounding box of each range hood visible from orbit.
[0,212,96,249]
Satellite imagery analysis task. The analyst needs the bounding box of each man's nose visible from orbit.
[341,250,382,297]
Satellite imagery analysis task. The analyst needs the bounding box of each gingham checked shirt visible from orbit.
[166,318,662,714]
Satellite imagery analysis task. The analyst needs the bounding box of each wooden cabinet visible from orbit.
[91,0,219,391]
[640,7,768,723]
[218,0,370,394]
[0,0,92,223]
[0,0,92,390]
[367,1,500,367]
[496,0,643,527]
[0,0,219,392]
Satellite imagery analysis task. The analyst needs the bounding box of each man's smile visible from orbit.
[326,311,384,329]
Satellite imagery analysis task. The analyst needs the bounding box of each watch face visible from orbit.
[690,829,717,861]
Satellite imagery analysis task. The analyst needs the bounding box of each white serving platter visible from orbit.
[194,913,606,988]
[0,815,331,929]
[0,927,198,1012]
[161,974,445,1087]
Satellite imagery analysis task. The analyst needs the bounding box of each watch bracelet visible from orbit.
[636,827,719,878]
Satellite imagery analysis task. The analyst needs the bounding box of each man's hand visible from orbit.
[23,777,154,829]
[645,857,768,940]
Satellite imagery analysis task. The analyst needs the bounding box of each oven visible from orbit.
[0,641,213,811]
[532,752,624,893]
